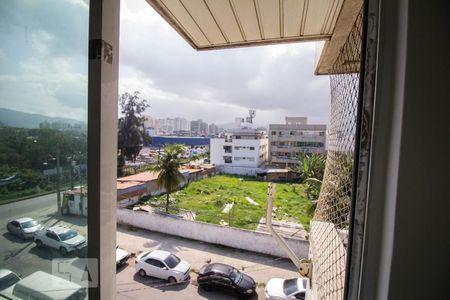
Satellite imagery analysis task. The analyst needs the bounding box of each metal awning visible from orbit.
[145,0,345,51]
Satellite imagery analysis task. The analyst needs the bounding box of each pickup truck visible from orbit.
[34,226,86,255]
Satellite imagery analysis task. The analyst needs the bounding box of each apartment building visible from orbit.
[143,115,156,129]
[174,117,189,131]
[208,123,219,136]
[269,117,326,167]
[210,129,268,176]
[190,119,208,136]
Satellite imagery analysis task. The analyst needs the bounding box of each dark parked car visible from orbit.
[197,263,256,298]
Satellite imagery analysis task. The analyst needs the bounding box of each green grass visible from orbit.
[142,175,311,231]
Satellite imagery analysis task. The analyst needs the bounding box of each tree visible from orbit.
[152,144,185,212]
[118,91,151,169]
[296,152,327,211]
[296,152,326,183]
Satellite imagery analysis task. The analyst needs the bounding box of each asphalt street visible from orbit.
[0,193,87,278]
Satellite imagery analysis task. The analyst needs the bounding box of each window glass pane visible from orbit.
[0,0,89,298]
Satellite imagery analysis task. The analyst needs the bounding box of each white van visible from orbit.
[12,271,86,300]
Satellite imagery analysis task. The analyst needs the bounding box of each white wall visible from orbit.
[67,194,87,216]
[217,165,264,176]
[117,208,309,259]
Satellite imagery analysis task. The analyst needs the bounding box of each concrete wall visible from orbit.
[217,165,264,176]
[117,208,309,259]
[67,194,88,216]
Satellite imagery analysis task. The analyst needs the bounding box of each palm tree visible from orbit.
[152,144,185,212]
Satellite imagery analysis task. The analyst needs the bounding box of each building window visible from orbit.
[249,147,255,150]
[296,142,325,148]
[319,131,325,136]
[223,156,232,163]
[271,131,276,135]
[223,145,232,153]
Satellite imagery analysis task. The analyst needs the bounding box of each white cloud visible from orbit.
[30,30,54,56]
[66,0,88,10]
[119,0,331,127]
[0,56,87,121]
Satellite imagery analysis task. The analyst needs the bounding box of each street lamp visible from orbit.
[41,148,61,216]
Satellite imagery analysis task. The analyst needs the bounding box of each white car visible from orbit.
[6,217,43,239]
[135,250,190,283]
[0,269,21,294]
[12,271,86,300]
[34,226,86,255]
[265,277,308,300]
[116,247,130,267]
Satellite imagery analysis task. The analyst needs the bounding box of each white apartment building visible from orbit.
[269,117,326,167]
[210,129,268,176]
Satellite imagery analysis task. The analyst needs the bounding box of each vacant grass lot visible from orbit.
[143,175,311,231]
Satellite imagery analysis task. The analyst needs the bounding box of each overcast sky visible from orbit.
[0,0,89,122]
[120,0,331,127]
[0,0,330,127]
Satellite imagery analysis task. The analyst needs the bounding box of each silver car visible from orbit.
[6,218,43,239]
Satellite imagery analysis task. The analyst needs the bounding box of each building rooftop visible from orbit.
[117,171,160,183]
[64,188,88,196]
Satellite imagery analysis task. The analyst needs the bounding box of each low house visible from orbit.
[116,165,218,207]
[63,188,88,216]
[117,172,160,208]
[117,177,149,208]
[117,170,190,207]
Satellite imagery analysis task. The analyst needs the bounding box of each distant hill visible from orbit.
[0,107,85,129]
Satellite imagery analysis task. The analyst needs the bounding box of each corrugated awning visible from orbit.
[145,0,345,50]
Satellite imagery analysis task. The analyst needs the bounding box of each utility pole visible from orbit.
[70,159,75,190]
[56,147,61,216]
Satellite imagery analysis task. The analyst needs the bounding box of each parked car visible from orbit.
[0,269,21,294]
[197,263,256,297]
[264,277,307,300]
[135,250,190,283]
[34,226,86,255]
[116,247,130,267]
[11,271,86,300]
[6,217,43,239]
